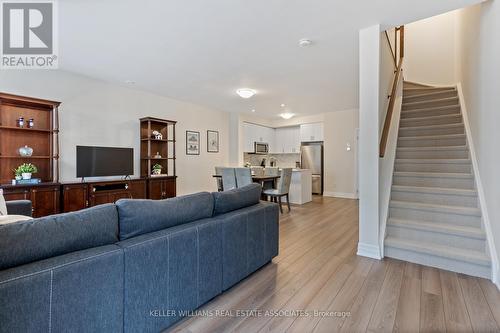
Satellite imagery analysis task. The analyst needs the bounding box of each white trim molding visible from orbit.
[357,242,382,260]
[323,191,358,199]
[457,82,499,288]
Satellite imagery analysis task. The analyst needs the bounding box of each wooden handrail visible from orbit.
[380,26,404,158]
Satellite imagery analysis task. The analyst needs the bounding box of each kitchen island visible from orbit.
[287,169,312,205]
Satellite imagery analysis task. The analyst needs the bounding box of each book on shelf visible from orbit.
[16,178,41,185]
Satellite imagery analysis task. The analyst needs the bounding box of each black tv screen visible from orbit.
[76,146,133,178]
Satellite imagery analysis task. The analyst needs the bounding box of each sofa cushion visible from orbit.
[0,204,119,270]
[212,183,262,216]
[116,192,214,240]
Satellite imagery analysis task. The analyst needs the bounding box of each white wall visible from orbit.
[405,11,458,85]
[0,70,229,196]
[358,24,382,259]
[455,1,500,287]
[232,110,359,199]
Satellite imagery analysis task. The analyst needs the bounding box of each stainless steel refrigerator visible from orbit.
[301,142,324,195]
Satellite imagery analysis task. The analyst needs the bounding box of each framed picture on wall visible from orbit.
[186,131,200,155]
[207,130,219,153]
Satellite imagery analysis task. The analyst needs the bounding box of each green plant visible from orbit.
[152,164,162,170]
[14,163,38,175]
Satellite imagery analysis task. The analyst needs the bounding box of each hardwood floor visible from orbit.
[167,197,500,333]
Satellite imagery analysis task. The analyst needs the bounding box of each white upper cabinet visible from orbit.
[274,126,300,153]
[300,123,324,142]
[242,122,275,152]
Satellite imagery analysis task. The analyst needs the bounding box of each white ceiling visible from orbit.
[59,0,482,118]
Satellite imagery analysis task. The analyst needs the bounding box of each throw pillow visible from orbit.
[0,215,33,225]
[0,189,7,216]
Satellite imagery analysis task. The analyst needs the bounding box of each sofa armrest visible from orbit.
[6,200,32,217]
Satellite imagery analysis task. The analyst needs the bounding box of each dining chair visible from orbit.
[214,167,224,192]
[263,168,293,213]
[264,167,279,176]
[262,167,279,190]
[221,168,237,191]
[251,167,264,177]
[235,168,253,188]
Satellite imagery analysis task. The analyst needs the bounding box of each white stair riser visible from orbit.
[401,115,462,127]
[401,107,460,119]
[397,137,466,148]
[396,149,469,159]
[393,175,474,189]
[403,88,456,96]
[403,98,459,111]
[399,125,464,137]
[384,246,491,279]
[387,225,485,251]
[391,190,478,207]
[394,162,471,173]
[389,207,481,227]
[403,90,458,103]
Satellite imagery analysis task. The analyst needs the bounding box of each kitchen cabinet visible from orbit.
[242,122,275,152]
[274,127,301,153]
[300,123,324,142]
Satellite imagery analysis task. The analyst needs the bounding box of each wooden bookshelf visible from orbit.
[140,117,177,200]
[140,117,176,178]
[0,92,60,184]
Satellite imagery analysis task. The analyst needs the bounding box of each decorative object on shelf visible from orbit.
[244,162,251,168]
[186,131,200,155]
[18,145,34,157]
[17,117,25,128]
[152,130,163,140]
[153,152,162,159]
[152,163,162,175]
[14,163,38,180]
[207,130,219,153]
[28,118,34,128]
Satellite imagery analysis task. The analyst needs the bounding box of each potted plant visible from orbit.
[152,164,162,175]
[14,163,38,180]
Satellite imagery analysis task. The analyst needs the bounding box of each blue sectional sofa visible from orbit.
[0,184,279,333]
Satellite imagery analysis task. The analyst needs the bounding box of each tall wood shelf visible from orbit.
[140,117,177,200]
[0,92,60,184]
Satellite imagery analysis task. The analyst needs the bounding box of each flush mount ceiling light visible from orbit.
[280,103,286,107]
[298,38,313,47]
[280,112,295,120]
[236,88,256,99]
[251,109,256,113]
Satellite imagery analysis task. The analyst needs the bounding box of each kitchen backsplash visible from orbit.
[243,153,300,168]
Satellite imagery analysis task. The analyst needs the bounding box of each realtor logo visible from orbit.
[1,1,58,69]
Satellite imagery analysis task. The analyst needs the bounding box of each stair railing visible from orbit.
[380,26,404,158]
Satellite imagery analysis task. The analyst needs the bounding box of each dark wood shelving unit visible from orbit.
[0,92,61,217]
[0,92,60,184]
[140,117,177,200]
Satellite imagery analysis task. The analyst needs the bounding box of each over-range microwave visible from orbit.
[254,142,269,154]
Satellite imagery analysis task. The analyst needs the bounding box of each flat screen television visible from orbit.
[76,146,133,178]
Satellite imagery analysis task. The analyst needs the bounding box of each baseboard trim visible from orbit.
[357,242,382,260]
[457,82,499,286]
[323,191,359,199]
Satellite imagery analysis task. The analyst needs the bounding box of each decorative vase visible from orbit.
[18,145,33,157]
[15,175,22,181]
[152,169,162,175]
[21,173,32,180]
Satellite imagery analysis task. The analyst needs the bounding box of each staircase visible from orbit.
[384,81,492,279]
